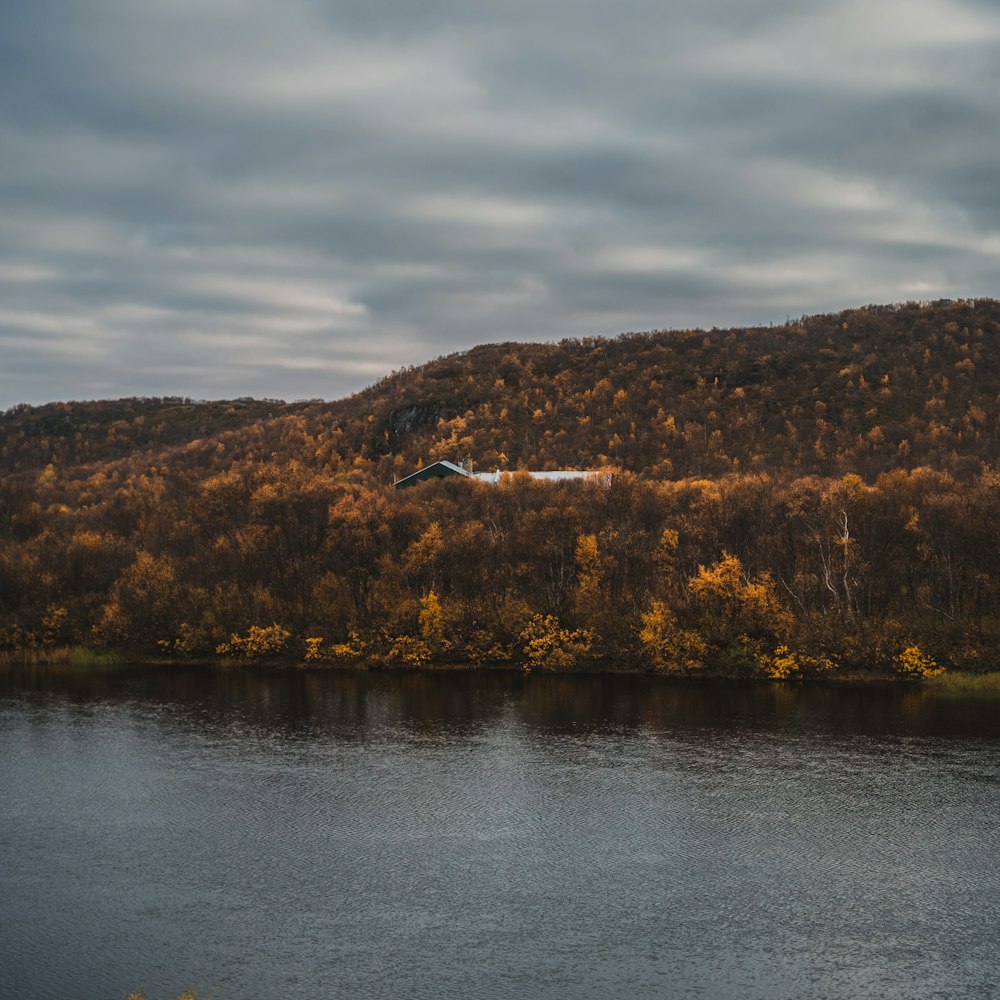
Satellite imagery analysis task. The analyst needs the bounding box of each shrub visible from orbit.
[326,631,365,662]
[215,623,290,661]
[639,600,707,671]
[519,614,593,672]
[757,644,836,680]
[894,644,943,678]
[385,634,432,668]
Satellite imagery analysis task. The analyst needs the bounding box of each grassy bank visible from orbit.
[0,645,122,668]
[925,671,1000,698]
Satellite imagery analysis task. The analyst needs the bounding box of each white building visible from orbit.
[394,460,600,489]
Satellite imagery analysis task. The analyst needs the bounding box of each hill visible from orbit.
[5,298,1000,485]
[2,298,1000,678]
[0,396,304,474]
[351,297,1000,482]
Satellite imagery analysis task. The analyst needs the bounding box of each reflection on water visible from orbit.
[6,664,1000,740]
[1,665,999,1000]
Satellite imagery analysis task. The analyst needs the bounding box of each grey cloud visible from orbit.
[2,0,999,406]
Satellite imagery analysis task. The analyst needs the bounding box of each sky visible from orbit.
[2,0,999,407]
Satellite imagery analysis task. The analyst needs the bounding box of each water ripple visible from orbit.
[1,668,999,999]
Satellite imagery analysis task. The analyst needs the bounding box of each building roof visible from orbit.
[393,459,472,489]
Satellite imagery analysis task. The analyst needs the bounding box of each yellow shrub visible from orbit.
[327,631,365,662]
[758,644,837,679]
[519,614,592,672]
[762,645,800,679]
[639,600,706,671]
[215,623,290,661]
[303,637,326,662]
[386,634,432,667]
[894,644,943,678]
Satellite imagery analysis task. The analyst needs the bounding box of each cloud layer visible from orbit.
[2,0,999,405]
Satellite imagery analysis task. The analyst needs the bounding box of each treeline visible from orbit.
[2,466,998,676]
[4,299,1000,484]
[0,397,299,473]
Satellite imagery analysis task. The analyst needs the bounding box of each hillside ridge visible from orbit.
[4,298,999,482]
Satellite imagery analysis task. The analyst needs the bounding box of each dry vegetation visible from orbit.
[3,299,1000,678]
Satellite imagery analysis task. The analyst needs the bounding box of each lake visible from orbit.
[1,665,999,1000]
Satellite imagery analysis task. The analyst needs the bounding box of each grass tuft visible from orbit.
[0,645,123,668]
[69,646,122,668]
[0,645,74,667]
[926,671,1000,698]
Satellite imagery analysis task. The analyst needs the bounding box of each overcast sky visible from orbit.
[1,0,999,407]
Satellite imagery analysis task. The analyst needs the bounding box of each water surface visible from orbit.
[1,666,998,999]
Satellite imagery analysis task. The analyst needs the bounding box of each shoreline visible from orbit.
[5,647,1000,691]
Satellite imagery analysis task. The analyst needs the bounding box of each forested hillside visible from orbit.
[6,298,1000,483]
[3,298,1000,677]
[0,396,302,473]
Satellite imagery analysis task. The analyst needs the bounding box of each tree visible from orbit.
[325,491,392,625]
